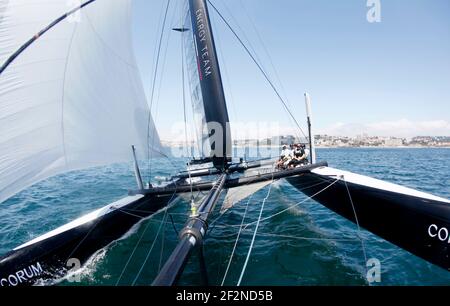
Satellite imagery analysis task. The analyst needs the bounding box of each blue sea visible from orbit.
[1,148,449,285]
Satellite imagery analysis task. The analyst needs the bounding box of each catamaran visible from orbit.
[0,0,448,286]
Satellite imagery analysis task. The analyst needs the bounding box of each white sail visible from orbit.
[0,0,161,203]
[182,3,211,158]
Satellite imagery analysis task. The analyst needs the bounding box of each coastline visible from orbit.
[162,144,450,149]
[314,146,450,149]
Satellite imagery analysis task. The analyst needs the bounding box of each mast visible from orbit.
[304,93,316,164]
[188,0,231,170]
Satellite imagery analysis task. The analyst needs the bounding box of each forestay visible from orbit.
[0,0,161,203]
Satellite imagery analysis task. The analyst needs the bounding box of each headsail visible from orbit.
[0,0,161,203]
[183,0,231,169]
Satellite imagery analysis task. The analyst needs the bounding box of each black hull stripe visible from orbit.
[0,194,175,286]
[286,173,450,271]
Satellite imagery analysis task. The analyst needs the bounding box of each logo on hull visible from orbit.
[428,224,450,243]
[0,262,43,286]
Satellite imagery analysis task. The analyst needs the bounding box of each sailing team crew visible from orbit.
[277,144,308,169]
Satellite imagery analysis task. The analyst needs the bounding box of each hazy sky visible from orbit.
[131,0,450,139]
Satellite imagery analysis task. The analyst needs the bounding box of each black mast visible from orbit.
[188,0,231,170]
[151,0,236,286]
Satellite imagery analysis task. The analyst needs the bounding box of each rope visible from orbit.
[132,210,168,286]
[158,215,167,273]
[236,167,276,286]
[207,0,308,141]
[342,176,370,285]
[238,0,290,109]
[210,227,359,242]
[147,0,171,181]
[207,177,340,231]
[255,232,357,243]
[180,5,195,203]
[115,212,161,286]
[241,177,341,229]
[220,192,254,286]
[236,0,301,141]
[115,190,179,286]
[169,213,180,236]
[207,177,330,235]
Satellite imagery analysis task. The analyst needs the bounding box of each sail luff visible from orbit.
[187,0,231,169]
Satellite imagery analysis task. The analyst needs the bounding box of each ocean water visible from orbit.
[0,148,449,286]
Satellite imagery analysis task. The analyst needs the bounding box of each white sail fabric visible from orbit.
[0,0,161,203]
[183,3,210,158]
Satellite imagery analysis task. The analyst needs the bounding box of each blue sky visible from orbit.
[131,0,450,139]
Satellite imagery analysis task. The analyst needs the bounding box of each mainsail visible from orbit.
[0,0,161,203]
[182,6,210,159]
[183,0,232,169]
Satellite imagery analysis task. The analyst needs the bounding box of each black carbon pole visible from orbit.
[0,0,97,76]
[152,173,226,286]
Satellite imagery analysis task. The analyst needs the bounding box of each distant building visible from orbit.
[384,138,404,147]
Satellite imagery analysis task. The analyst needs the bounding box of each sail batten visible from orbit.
[0,0,161,204]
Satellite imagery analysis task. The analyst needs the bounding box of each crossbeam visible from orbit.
[129,161,328,197]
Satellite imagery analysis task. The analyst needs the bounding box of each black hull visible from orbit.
[0,194,175,286]
[286,172,450,272]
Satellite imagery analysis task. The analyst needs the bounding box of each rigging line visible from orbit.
[115,190,179,286]
[120,208,187,216]
[207,171,277,233]
[207,162,285,233]
[0,0,97,76]
[237,167,276,286]
[180,5,195,203]
[66,209,105,261]
[115,216,153,286]
[117,209,147,220]
[148,0,180,179]
[119,210,186,227]
[169,213,180,236]
[210,176,330,227]
[215,0,302,142]
[132,209,169,286]
[216,0,268,82]
[158,213,167,273]
[254,232,358,243]
[242,177,341,229]
[209,228,358,242]
[151,147,180,171]
[214,0,295,131]
[216,243,224,284]
[207,0,307,140]
[147,0,171,181]
[343,176,370,285]
[116,209,186,228]
[67,175,188,261]
[209,7,238,124]
[221,192,254,286]
[238,0,291,111]
[211,177,341,230]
